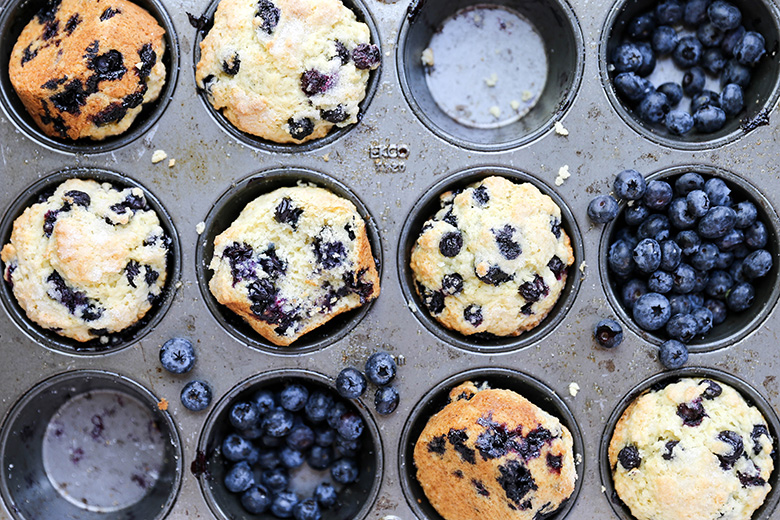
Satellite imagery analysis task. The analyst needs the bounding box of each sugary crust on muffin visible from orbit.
[414,382,577,520]
[1,179,169,341]
[9,0,166,140]
[208,185,380,346]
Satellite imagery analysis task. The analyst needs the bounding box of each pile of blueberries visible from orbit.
[219,382,368,519]
[336,351,399,415]
[589,169,773,367]
[610,0,767,135]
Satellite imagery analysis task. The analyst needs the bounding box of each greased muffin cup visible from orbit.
[0,0,180,154]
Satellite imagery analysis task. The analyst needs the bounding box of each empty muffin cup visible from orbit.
[195,167,382,354]
[0,0,179,154]
[196,369,383,520]
[599,164,780,352]
[600,0,780,149]
[399,367,584,520]
[0,370,182,520]
[398,166,583,353]
[397,0,583,151]
[191,0,381,153]
[0,167,182,355]
[599,367,780,520]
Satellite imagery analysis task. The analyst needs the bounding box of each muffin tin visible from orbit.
[2,0,780,518]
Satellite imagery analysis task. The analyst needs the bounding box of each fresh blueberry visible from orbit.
[222,433,254,462]
[280,384,309,412]
[669,294,694,316]
[286,424,315,451]
[307,445,335,470]
[659,339,689,369]
[365,352,397,385]
[612,42,643,73]
[637,91,670,124]
[263,408,295,437]
[660,240,683,270]
[594,319,624,348]
[639,215,671,240]
[633,292,672,330]
[271,490,299,519]
[697,22,724,47]
[181,380,212,411]
[708,1,742,31]
[694,106,727,133]
[624,203,651,226]
[336,411,364,440]
[658,82,683,105]
[313,425,336,447]
[653,26,680,55]
[721,59,751,87]
[314,482,338,508]
[230,401,261,430]
[622,279,648,309]
[673,263,697,293]
[252,390,276,415]
[706,298,729,324]
[633,239,662,273]
[588,195,620,223]
[742,250,772,279]
[327,401,349,429]
[714,228,744,251]
[333,435,362,458]
[692,306,714,334]
[648,271,675,293]
[685,0,710,26]
[614,169,647,200]
[656,0,683,24]
[734,201,758,229]
[628,12,657,40]
[609,240,635,277]
[706,269,734,299]
[666,313,699,342]
[691,242,719,271]
[673,36,703,68]
[676,230,701,256]
[745,221,768,249]
[279,446,305,468]
[615,228,639,248]
[702,47,727,74]
[719,83,744,117]
[692,268,709,293]
[304,391,334,424]
[375,386,400,415]
[665,110,694,135]
[675,172,705,195]
[261,467,290,492]
[635,42,657,77]
[293,499,322,520]
[256,448,280,469]
[699,206,736,238]
[159,337,195,374]
[727,282,755,311]
[714,249,735,269]
[687,190,711,218]
[242,485,272,514]
[691,90,721,113]
[668,198,697,229]
[331,458,360,484]
[644,180,674,210]
[730,258,748,283]
[682,67,706,97]
[225,461,254,493]
[704,178,732,206]
[614,72,653,101]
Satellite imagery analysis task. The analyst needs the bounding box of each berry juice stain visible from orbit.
[41,390,166,512]
[423,5,547,128]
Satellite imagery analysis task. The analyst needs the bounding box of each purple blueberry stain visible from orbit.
[90,415,104,440]
[46,270,104,321]
[222,242,257,285]
[546,453,563,472]
[352,43,380,69]
[313,236,346,269]
[497,459,538,505]
[447,428,476,464]
[256,0,280,34]
[51,79,88,113]
[751,424,769,455]
[662,440,679,460]
[130,474,148,489]
[70,447,84,465]
[716,430,744,469]
[738,471,767,487]
[301,70,332,96]
[477,265,513,286]
[274,197,303,229]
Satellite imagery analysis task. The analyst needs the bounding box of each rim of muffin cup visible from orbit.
[398,367,585,520]
[397,166,583,353]
[196,369,383,520]
[598,164,780,353]
[599,0,780,150]
[0,370,183,520]
[194,167,383,354]
[396,0,584,151]
[0,167,182,356]
[598,366,780,520]
[191,0,382,153]
[0,0,180,154]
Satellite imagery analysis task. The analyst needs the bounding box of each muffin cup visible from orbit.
[0,0,180,154]
[194,167,382,354]
[0,167,182,355]
[599,0,780,150]
[397,166,583,353]
[0,370,183,520]
[599,164,780,353]
[397,0,583,151]
[191,0,381,153]
[599,367,780,520]
[196,369,383,520]
[398,367,584,520]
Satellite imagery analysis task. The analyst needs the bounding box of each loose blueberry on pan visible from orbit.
[609,0,767,136]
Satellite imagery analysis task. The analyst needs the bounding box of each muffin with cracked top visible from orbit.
[410,176,574,337]
[609,377,775,520]
[1,178,170,342]
[195,0,380,144]
[208,185,380,346]
[413,381,577,520]
[9,0,167,140]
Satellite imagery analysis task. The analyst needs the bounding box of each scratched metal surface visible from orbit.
[1,0,780,519]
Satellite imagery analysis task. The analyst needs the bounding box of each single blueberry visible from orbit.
[159,337,195,374]
[222,433,254,462]
[375,385,400,415]
[263,408,294,437]
[665,110,695,135]
[307,445,335,470]
[648,270,675,293]
[612,42,643,73]
[242,485,272,514]
[672,36,703,68]
[727,282,755,311]
[669,294,694,316]
[633,292,672,330]
[682,67,706,97]
[659,339,689,368]
[635,42,657,77]
[622,279,648,309]
[280,384,309,412]
[697,22,724,47]
[666,313,699,342]
[594,319,624,348]
[721,59,751,87]
[614,169,647,200]
[313,425,336,447]
[304,391,334,424]
[637,91,670,124]
[331,458,360,484]
[614,72,653,102]
[279,446,305,468]
[628,12,656,40]
[271,490,299,519]
[708,1,741,31]
[691,90,721,113]
[618,445,641,470]
[706,269,734,299]
[734,201,758,229]
[644,180,674,210]
[352,43,380,69]
[730,258,748,283]
[692,306,714,334]
[252,390,276,415]
[687,190,711,218]
[588,195,619,223]
[685,0,710,26]
[625,203,651,226]
[256,448,281,469]
[673,263,697,293]
[714,249,735,269]
[745,221,768,249]
[706,298,729,324]
[691,242,719,271]
[704,178,732,206]
[365,351,397,385]
[658,82,683,105]
[702,47,727,75]
[699,206,737,238]
[633,239,662,273]
[719,83,744,117]
[742,249,772,279]
[714,228,744,251]
[261,467,290,492]
[293,499,322,520]
[675,172,705,195]
[609,240,635,277]
[224,461,254,493]
[180,380,212,411]
[314,482,338,508]
[656,0,683,24]
[336,368,368,399]
[694,106,727,133]
[721,25,746,56]
[336,410,365,440]
[652,26,680,55]
[286,424,315,451]
[668,198,697,229]
[660,240,683,271]
[439,231,463,257]
[229,401,261,431]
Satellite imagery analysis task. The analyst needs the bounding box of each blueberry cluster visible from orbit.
[594,169,773,359]
[336,351,400,416]
[219,382,367,519]
[610,0,766,136]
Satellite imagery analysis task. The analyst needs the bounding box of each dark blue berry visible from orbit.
[705,178,732,206]
[181,380,212,411]
[625,203,651,226]
[442,273,464,295]
[706,270,734,299]
[331,458,359,484]
[612,42,643,73]
[242,485,272,514]
[633,238,662,273]
[648,270,674,293]
[300,70,332,96]
[493,225,522,259]
[293,499,322,520]
[714,229,744,251]
[594,319,624,348]
[222,433,254,462]
[644,180,674,210]
[614,72,653,102]
[304,391,334,424]
[727,282,754,311]
[587,195,619,223]
[721,26,746,56]
[668,198,697,229]
[708,1,741,31]
[693,306,714,334]
[159,337,195,374]
[261,467,290,492]
[614,169,647,200]
[721,59,751,87]
[628,12,656,40]
[439,231,463,257]
[673,36,703,68]
[271,490,299,519]
[635,42,657,76]
[682,67,706,97]
[263,408,294,437]
[697,22,724,47]
[742,249,772,279]
[673,263,697,293]
[307,445,335,470]
[658,82,683,105]
[734,31,765,66]
[333,436,361,457]
[699,206,736,239]
[660,240,683,271]
[463,304,483,327]
[676,230,701,256]
[314,482,338,508]
[336,411,364,440]
[375,386,400,415]
[252,390,276,415]
[321,105,348,123]
[687,190,710,218]
[352,43,380,69]
[685,0,710,26]
[274,197,304,228]
[280,384,309,412]
[745,221,768,249]
[286,424,315,451]
[256,448,280,469]
[694,106,726,133]
[734,202,758,229]
[706,298,729,324]
[665,110,694,135]
[256,0,280,34]
[609,240,635,277]
[279,446,305,468]
[675,172,705,195]
[230,401,261,430]
[659,339,689,368]
[622,279,648,309]
[365,352,396,385]
[633,292,671,330]
[702,48,727,75]
[691,242,719,271]
[653,26,680,55]
[714,249,735,269]
[336,368,367,399]
[313,425,336,446]
[666,313,699,342]
[656,0,683,24]
[225,461,254,493]
[637,91,670,124]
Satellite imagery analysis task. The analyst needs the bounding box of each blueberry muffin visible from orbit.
[414,381,577,520]
[1,179,170,342]
[195,0,380,143]
[8,0,167,141]
[609,378,775,520]
[410,176,574,337]
[208,185,380,346]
